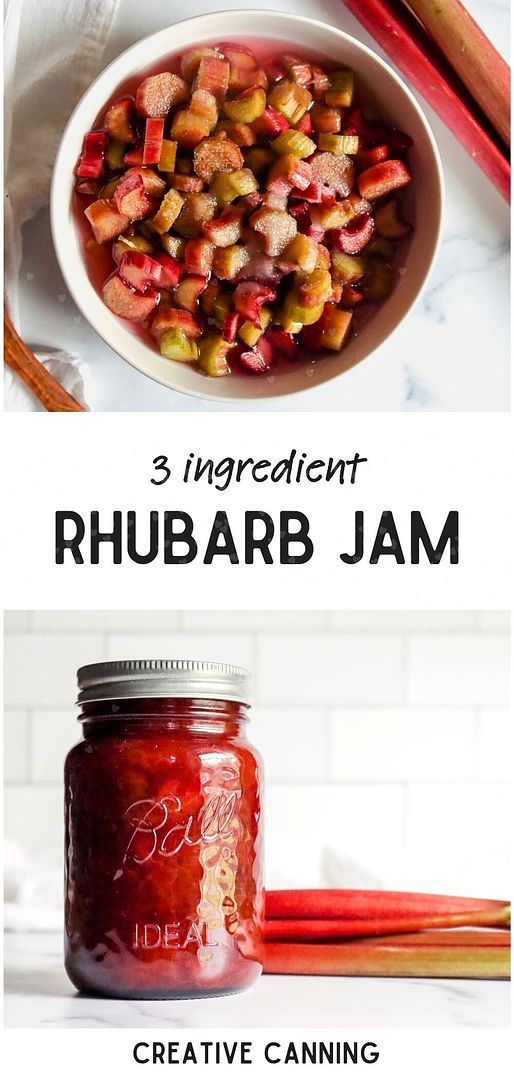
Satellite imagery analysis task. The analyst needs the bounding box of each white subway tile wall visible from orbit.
[4,611,511,896]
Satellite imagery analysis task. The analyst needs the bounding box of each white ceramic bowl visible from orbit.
[51,9,444,403]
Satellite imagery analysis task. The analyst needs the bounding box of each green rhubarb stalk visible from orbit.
[264,905,511,941]
[263,930,511,980]
[265,889,511,922]
[407,0,510,147]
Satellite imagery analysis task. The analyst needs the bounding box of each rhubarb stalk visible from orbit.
[341,0,510,201]
[264,906,511,940]
[264,930,510,979]
[265,889,510,921]
[406,0,510,148]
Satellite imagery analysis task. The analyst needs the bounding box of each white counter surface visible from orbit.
[4,932,509,1029]
[16,0,510,412]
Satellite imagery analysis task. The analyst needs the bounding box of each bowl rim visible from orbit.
[50,8,445,405]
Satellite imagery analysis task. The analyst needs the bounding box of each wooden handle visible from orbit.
[4,309,87,412]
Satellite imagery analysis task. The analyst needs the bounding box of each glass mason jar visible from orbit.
[64,660,264,999]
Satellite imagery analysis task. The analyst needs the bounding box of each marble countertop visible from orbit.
[4,932,509,1029]
[15,0,510,412]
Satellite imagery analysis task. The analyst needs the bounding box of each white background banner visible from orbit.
[2,412,510,610]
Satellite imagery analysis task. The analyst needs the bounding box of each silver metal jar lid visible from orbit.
[76,659,251,706]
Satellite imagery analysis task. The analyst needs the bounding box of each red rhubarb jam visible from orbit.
[64,660,263,999]
[73,39,414,377]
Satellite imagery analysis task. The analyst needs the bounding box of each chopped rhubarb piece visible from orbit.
[310,65,331,100]
[325,69,355,108]
[76,131,107,179]
[219,43,257,70]
[114,173,156,221]
[158,139,177,172]
[193,133,244,182]
[171,110,211,149]
[264,328,298,358]
[174,274,209,312]
[222,310,241,343]
[296,112,314,136]
[217,120,256,147]
[212,244,250,280]
[112,233,155,263]
[356,144,390,170]
[315,244,331,271]
[175,192,217,238]
[209,169,258,206]
[296,267,332,308]
[105,139,125,171]
[303,303,353,351]
[194,54,230,102]
[102,273,159,320]
[249,208,297,257]
[169,173,206,192]
[184,237,214,276]
[309,151,354,197]
[123,167,166,197]
[319,133,359,155]
[233,337,274,374]
[118,250,163,292]
[331,250,367,284]
[123,146,145,167]
[223,87,266,124]
[153,253,182,288]
[235,253,284,286]
[203,205,243,246]
[151,306,201,340]
[84,199,130,243]
[267,154,312,192]
[291,181,333,204]
[190,89,219,131]
[105,96,137,144]
[251,107,289,138]
[181,46,219,82]
[310,103,342,134]
[149,188,184,233]
[234,281,277,322]
[198,333,233,376]
[331,214,375,254]
[374,198,412,239]
[135,72,189,118]
[228,64,268,95]
[283,54,312,86]
[143,118,164,166]
[282,232,319,272]
[271,129,316,159]
[268,79,312,124]
[238,305,272,346]
[358,159,411,200]
[160,234,186,259]
[262,189,288,211]
[159,328,199,362]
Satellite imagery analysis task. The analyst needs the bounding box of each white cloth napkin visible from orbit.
[4,0,119,409]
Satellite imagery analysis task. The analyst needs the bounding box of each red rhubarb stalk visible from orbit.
[341,0,510,201]
[406,0,510,148]
[263,930,510,979]
[265,889,510,921]
[264,906,511,941]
